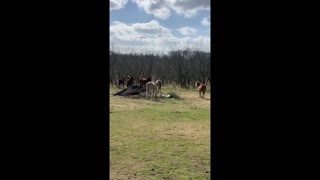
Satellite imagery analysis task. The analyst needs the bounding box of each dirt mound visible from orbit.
[113,85,178,99]
[113,85,146,98]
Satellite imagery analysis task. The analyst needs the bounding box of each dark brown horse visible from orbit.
[139,76,152,87]
[126,75,134,87]
[196,82,206,98]
[118,77,126,88]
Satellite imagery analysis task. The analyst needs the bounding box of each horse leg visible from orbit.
[155,89,157,99]
[146,87,148,99]
[158,87,161,96]
[199,90,201,98]
[154,88,157,98]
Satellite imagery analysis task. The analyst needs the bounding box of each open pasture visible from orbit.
[110,85,211,180]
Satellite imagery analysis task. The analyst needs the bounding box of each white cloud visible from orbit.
[110,0,128,10]
[133,20,172,35]
[169,0,210,18]
[131,0,171,20]
[110,20,173,43]
[201,17,210,26]
[131,0,210,19]
[110,20,210,53]
[177,26,197,36]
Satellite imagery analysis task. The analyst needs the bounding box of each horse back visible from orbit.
[198,84,206,92]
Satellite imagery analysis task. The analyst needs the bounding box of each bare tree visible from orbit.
[109,48,211,89]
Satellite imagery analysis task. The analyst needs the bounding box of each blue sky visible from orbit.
[110,0,210,54]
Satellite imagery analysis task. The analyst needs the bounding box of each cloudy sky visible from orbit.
[110,0,210,54]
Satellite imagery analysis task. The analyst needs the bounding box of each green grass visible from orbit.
[110,85,211,180]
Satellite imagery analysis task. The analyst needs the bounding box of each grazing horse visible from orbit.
[146,81,157,99]
[118,77,125,88]
[139,76,152,87]
[126,75,134,87]
[155,80,162,96]
[196,82,206,98]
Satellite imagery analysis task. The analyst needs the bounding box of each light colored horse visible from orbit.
[196,82,206,98]
[155,80,162,96]
[146,81,157,100]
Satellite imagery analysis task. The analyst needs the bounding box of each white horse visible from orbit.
[146,81,157,100]
[155,80,162,96]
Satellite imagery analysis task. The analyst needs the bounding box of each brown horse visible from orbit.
[118,77,125,88]
[126,76,134,87]
[139,76,152,87]
[196,82,206,98]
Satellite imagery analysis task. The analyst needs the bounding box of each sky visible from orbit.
[110,0,210,54]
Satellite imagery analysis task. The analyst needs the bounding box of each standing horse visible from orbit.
[118,77,125,88]
[146,81,157,100]
[196,82,206,98]
[126,75,134,87]
[155,80,162,96]
[139,76,152,87]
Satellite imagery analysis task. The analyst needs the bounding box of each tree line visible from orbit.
[109,49,211,89]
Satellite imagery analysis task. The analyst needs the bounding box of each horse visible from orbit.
[139,76,152,87]
[196,82,206,98]
[118,77,125,88]
[155,80,162,96]
[126,75,134,87]
[146,81,157,100]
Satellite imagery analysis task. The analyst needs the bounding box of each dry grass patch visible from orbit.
[153,122,210,143]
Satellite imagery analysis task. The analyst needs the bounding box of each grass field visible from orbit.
[110,84,211,180]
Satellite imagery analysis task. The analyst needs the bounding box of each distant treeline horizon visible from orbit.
[109,48,211,88]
